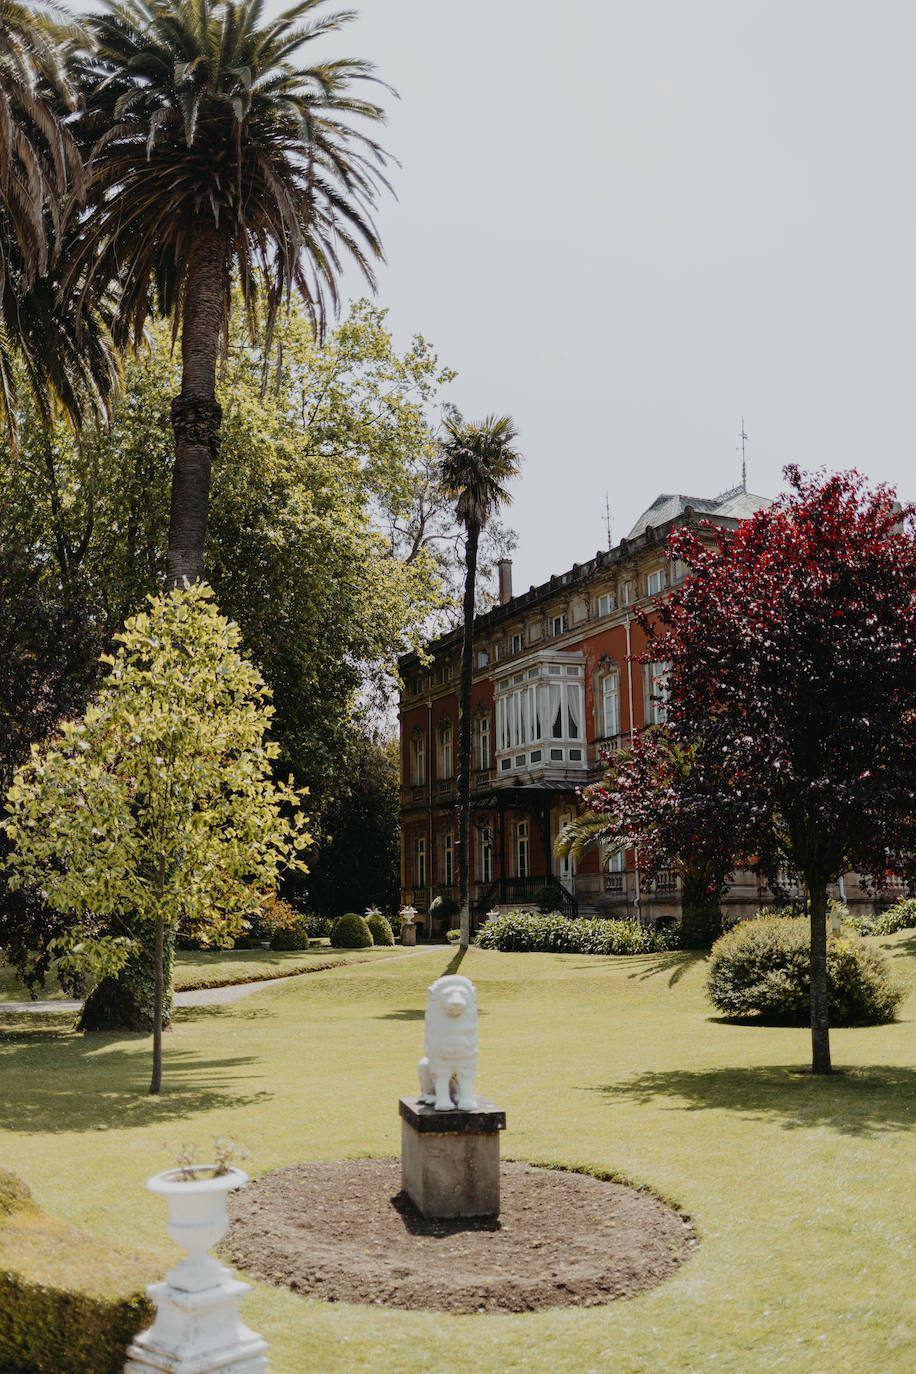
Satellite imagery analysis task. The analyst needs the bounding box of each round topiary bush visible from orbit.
[331,912,374,949]
[706,915,904,1025]
[365,911,394,946]
[270,915,311,951]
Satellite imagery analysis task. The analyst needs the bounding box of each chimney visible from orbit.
[497,558,513,605]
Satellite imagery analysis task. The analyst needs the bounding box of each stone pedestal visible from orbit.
[399,1095,506,1218]
[124,1270,268,1373]
[400,923,417,946]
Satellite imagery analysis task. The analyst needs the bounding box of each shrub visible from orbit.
[475,909,681,955]
[844,897,916,937]
[305,913,334,941]
[446,928,461,943]
[330,912,374,949]
[706,916,904,1024]
[270,915,311,951]
[0,1169,156,1374]
[365,911,394,946]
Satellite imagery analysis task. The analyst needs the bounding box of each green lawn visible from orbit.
[1,934,915,1373]
[0,945,404,1001]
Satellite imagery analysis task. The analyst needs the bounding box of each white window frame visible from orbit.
[511,631,523,654]
[516,820,530,878]
[597,592,614,617]
[647,568,666,597]
[442,832,454,887]
[411,732,426,786]
[476,715,491,771]
[645,661,670,726]
[438,721,453,780]
[479,827,493,884]
[551,614,566,637]
[601,670,621,738]
[415,835,427,887]
[603,846,625,873]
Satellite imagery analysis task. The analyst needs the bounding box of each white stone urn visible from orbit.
[125,1166,268,1374]
[149,1165,248,1292]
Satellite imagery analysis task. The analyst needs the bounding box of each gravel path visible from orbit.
[0,946,441,1015]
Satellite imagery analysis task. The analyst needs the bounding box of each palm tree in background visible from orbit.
[440,412,520,948]
[0,2,116,435]
[62,0,390,587]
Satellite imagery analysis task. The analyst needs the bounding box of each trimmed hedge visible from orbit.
[706,916,905,1024]
[0,1169,157,1374]
[365,912,395,946]
[331,912,374,949]
[475,910,682,955]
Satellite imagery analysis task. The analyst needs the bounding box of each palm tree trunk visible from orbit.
[166,227,226,589]
[456,522,480,948]
[809,879,832,1074]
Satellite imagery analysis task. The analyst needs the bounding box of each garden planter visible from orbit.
[125,1166,268,1373]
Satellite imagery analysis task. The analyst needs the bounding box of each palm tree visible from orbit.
[439,413,520,948]
[0,2,113,436]
[62,0,390,587]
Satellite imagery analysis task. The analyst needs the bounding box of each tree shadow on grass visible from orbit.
[373,946,468,1022]
[586,1063,916,1137]
[625,949,708,986]
[0,1024,271,1133]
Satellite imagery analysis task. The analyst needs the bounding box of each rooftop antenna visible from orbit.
[737,418,748,492]
[604,492,613,550]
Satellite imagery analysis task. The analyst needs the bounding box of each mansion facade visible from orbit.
[397,489,892,935]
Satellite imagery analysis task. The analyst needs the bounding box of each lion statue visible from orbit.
[418,973,478,1110]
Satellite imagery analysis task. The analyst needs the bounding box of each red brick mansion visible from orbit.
[397,488,892,936]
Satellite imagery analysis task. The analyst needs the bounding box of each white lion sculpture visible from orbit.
[418,973,478,1110]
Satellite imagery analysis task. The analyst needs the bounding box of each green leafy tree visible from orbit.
[302,731,400,918]
[0,539,100,996]
[63,0,390,587]
[0,305,449,793]
[439,412,521,947]
[4,584,310,1092]
[0,302,454,1026]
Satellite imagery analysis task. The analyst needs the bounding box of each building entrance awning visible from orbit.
[470,781,580,809]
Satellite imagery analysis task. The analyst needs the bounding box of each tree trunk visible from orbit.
[809,879,832,1074]
[77,919,174,1032]
[456,522,480,949]
[679,867,723,948]
[149,909,165,1095]
[166,226,227,589]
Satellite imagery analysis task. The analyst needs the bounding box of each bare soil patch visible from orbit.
[225,1158,696,1313]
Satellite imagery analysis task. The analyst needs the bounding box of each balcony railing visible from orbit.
[472,875,578,921]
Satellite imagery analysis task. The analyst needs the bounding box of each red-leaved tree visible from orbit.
[583,468,916,1074]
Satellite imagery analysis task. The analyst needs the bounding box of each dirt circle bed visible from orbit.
[225,1158,697,1313]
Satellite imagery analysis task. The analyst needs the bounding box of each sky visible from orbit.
[311,0,916,595]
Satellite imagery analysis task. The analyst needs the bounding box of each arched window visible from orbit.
[415,835,427,887]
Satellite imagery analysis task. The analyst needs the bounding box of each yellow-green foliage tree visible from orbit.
[3,584,309,1093]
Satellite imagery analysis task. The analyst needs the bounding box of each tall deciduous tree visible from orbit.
[584,468,916,1074]
[439,412,520,948]
[63,0,390,587]
[4,584,310,1093]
